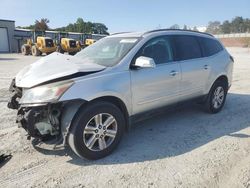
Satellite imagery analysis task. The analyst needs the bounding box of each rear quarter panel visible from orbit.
[205,49,233,94]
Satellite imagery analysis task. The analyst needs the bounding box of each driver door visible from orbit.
[130,36,181,115]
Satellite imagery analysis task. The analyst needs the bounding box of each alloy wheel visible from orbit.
[212,86,225,109]
[83,113,117,151]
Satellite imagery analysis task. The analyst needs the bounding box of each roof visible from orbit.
[0,19,15,22]
[15,28,32,32]
[109,29,214,38]
[109,32,144,38]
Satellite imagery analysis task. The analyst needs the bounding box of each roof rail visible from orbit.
[110,32,132,36]
[144,29,214,37]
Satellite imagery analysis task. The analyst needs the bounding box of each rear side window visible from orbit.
[173,35,202,61]
[199,37,223,57]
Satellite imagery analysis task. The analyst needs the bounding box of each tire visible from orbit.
[31,46,41,56]
[205,80,228,113]
[68,101,125,160]
[69,52,76,56]
[21,45,30,55]
[56,45,64,54]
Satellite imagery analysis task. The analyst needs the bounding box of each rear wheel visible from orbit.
[31,46,41,56]
[68,101,125,160]
[205,80,228,113]
[21,45,30,55]
[56,45,64,54]
[69,52,76,55]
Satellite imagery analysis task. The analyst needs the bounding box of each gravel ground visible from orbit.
[0,48,250,188]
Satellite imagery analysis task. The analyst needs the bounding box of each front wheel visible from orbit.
[205,80,228,113]
[31,45,41,56]
[68,101,125,160]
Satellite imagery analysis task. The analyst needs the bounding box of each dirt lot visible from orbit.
[0,48,250,188]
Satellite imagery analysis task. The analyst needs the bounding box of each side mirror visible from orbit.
[134,56,156,69]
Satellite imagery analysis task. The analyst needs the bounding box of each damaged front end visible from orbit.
[8,79,22,110]
[7,79,84,144]
[16,104,61,140]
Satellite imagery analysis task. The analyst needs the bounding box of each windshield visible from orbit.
[75,37,140,67]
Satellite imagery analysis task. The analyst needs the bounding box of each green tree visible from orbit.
[76,18,85,32]
[92,23,109,34]
[231,16,244,33]
[206,21,221,34]
[34,18,50,31]
[221,20,231,34]
[55,18,109,34]
[169,24,180,29]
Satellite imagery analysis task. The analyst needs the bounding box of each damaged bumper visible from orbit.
[7,79,85,143]
[7,79,22,110]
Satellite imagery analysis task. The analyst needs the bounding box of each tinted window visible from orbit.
[137,36,173,64]
[199,37,223,57]
[173,35,202,61]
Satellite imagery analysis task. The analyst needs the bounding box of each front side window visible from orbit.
[135,36,174,65]
[75,37,140,67]
[173,35,202,61]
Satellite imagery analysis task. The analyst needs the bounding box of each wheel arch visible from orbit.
[202,74,229,103]
[63,95,130,141]
[214,75,229,89]
[86,96,130,131]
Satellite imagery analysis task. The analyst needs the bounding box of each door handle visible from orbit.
[204,65,209,70]
[170,70,179,76]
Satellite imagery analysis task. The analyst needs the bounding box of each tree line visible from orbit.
[169,17,250,34]
[206,16,250,34]
[18,18,109,35]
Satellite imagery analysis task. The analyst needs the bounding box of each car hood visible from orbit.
[15,52,105,88]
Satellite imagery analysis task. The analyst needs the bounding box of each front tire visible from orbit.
[205,80,228,113]
[31,46,41,56]
[68,101,125,160]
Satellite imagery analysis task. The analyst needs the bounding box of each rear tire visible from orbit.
[56,45,64,54]
[205,80,228,113]
[69,52,76,55]
[31,46,41,56]
[68,101,125,160]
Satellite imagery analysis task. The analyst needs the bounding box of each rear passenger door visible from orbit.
[173,35,210,100]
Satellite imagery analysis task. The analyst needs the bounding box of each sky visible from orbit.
[0,0,250,33]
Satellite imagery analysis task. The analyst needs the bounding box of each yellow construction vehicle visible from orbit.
[56,32,81,55]
[80,34,97,48]
[85,38,96,46]
[21,31,56,56]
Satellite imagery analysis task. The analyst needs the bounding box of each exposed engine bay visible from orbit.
[16,105,61,139]
[8,79,60,140]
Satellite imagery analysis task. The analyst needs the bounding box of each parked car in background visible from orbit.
[8,29,234,160]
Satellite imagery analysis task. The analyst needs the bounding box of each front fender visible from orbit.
[59,71,132,115]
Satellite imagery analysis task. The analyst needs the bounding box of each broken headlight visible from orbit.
[19,80,74,104]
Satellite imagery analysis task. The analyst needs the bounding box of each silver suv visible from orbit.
[8,29,234,159]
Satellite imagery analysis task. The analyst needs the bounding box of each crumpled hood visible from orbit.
[15,52,105,88]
